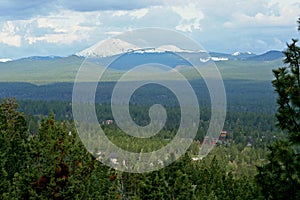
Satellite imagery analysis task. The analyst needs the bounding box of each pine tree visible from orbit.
[256,18,300,199]
[23,113,103,199]
[272,39,300,144]
[256,140,299,199]
[0,98,27,199]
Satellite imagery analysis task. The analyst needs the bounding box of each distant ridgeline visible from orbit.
[0,79,275,113]
[0,49,284,83]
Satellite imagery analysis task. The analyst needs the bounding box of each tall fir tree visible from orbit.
[256,17,300,200]
[0,98,27,199]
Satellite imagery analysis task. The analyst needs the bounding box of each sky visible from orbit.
[0,0,299,59]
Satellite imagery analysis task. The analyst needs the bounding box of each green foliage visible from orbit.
[256,140,300,200]
[0,98,113,199]
[1,79,277,114]
[272,39,300,144]
[0,54,282,84]
[298,17,300,32]
[0,98,27,198]
[256,19,300,200]
[0,98,274,199]
[16,99,281,147]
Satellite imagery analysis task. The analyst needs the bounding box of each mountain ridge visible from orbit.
[2,50,284,63]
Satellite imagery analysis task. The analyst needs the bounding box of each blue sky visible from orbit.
[0,0,299,59]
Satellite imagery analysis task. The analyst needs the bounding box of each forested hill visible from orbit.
[0,98,281,199]
[0,79,276,114]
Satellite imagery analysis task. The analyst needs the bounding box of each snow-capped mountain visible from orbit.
[76,38,140,58]
[0,58,12,63]
[232,51,253,56]
[76,39,200,58]
[246,50,284,61]
[232,52,241,56]
[75,39,284,65]
[231,51,255,60]
[207,51,256,61]
[156,45,196,53]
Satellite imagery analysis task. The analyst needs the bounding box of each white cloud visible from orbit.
[129,9,149,19]
[105,31,123,36]
[59,0,160,12]
[0,21,21,47]
[0,0,299,58]
[112,8,149,19]
[112,11,127,17]
[0,33,21,47]
[26,33,83,45]
[223,0,300,28]
[24,10,95,45]
[171,2,204,32]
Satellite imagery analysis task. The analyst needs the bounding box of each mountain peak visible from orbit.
[246,50,283,61]
[75,39,200,58]
[232,51,253,56]
[232,52,241,56]
[156,45,196,53]
[76,38,139,58]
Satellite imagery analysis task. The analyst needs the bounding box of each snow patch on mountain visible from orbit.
[76,38,140,58]
[0,58,12,62]
[156,45,196,53]
[232,52,241,56]
[232,51,253,56]
[200,58,211,62]
[76,39,201,58]
[200,57,229,62]
[211,57,229,61]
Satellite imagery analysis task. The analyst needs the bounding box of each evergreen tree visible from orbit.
[19,113,111,199]
[256,18,300,199]
[272,40,300,144]
[0,98,27,199]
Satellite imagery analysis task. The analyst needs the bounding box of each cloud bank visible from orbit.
[0,0,299,58]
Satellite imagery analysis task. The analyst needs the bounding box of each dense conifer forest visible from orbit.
[0,17,299,200]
